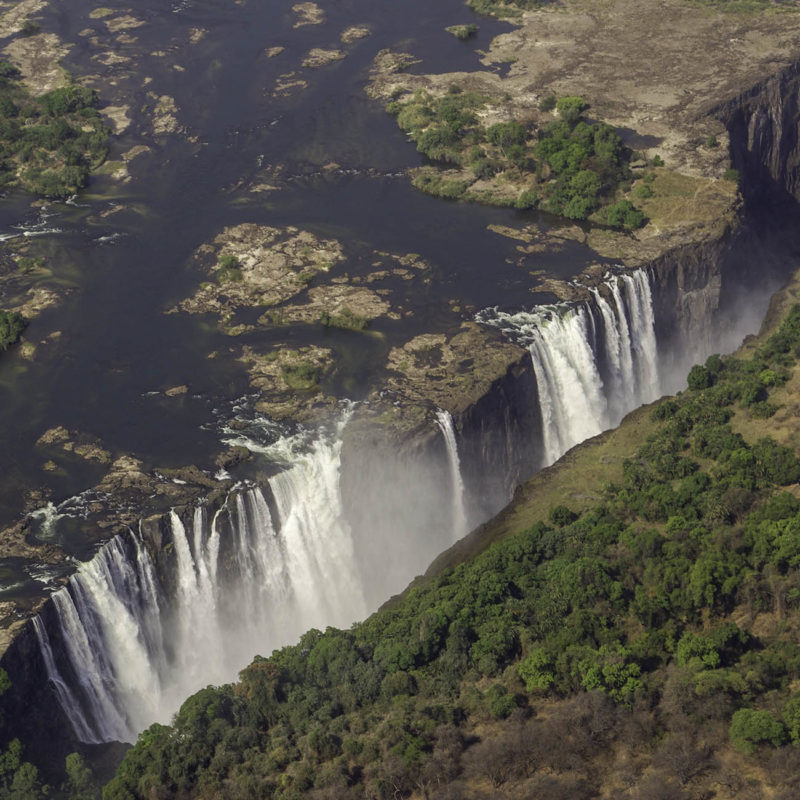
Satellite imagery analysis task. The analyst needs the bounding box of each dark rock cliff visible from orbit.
[717,62,800,205]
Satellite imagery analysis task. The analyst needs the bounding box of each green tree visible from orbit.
[556,96,587,126]
[63,753,98,800]
[730,708,786,753]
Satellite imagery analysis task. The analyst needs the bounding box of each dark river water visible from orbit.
[0,0,601,552]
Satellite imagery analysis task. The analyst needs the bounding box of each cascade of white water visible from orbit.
[435,409,468,541]
[622,270,660,403]
[35,413,369,745]
[32,616,99,744]
[476,268,661,466]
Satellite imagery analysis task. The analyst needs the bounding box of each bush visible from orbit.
[281,362,319,391]
[556,96,587,126]
[486,120,527,150]
[320,308,369,331]
[217,253,243,283]
[39,86,98,116]
[634,183,654,199]
[19,19,40,36]
[723,168,740,182]
[687,364,713,391]
[0,310,26,350]
[0,60,20,79]
[538,94,557,112]
[729,708,786,753]
[445,24,478,40]
[484,684,518,719]
[515,189,539,209]
[652,154,664,167]
[604,200,646,230]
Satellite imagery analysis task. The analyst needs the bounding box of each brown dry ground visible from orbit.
[484,0,800,174]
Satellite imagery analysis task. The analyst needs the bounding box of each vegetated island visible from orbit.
[388,89,647,229]
[0,60,108,198]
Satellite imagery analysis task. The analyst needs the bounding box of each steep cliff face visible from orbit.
[0,618,76,779]
[719,63,800,204]
[338,352,542,607]
[453,356,542,522]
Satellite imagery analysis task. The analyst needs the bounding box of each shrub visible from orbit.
[485,684,518,719]
[515,189,539,209]
[281,362,319,391]
[0,60,20,79]
[39,86,98,116]
[0,310,25,350]
[518,648,555,691]
[445,24,478,40]
[320,308,369,331]
[19,19,40,36]
[604,200,646,230]
[687,364,713,391]
[538,94,557,112]
[634,183,653,199]
[707,135,719,148]
[723,168,740,182]
[217,254,243,283]
[729,708,786,754]
[556,96,587,126]
[652,154,664,166]
[486,120,528,150]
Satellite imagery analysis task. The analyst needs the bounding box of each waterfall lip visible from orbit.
[217,397,358,461]
[33,406,370,746]
[476,265,660,467]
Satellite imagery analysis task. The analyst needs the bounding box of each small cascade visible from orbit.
[435,409,468,541]
[35,417,368,744]
[477,268,662,466]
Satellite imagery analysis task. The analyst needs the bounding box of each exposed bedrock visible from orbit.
[718,62,800,205]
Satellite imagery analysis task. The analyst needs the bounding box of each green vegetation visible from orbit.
[390,90,645,228]
[19,20,40,37]
[280,362,319,391]
[320,308,370,331]
[0,669,49,799]
[445,24,478,40]
[105,306,800,798]
[216,254,243,283]
[724,167,741,182]
[538,94,557,112]
[0,64,108,198]
[0,311,26,350]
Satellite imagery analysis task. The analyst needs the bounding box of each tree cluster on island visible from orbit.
[389,89,647,230]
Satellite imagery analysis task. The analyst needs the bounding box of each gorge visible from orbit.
[2,0,800,794]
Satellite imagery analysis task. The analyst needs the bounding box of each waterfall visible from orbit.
[35,418,368,744]
[477,268,662,466]
[435,409,468,541]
